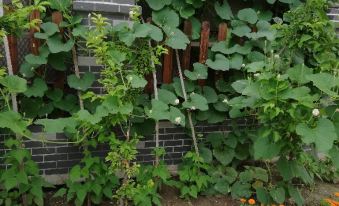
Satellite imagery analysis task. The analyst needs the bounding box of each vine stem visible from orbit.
[143,16,160,165]
[175,49,199,156]
[71,46,84,110]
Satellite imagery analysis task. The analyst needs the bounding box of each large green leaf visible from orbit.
[146,99,170,121]
[24,78,48,97]
[183,93,209,111]
[47,36,74,53]
[49,52,68,71]
[152,7,179,28]
[67,72,95,91]
[214,0,233,20]
[203,86,218,103]
[184,63,208,80]
[237,8,258,24]
[307,73,339,97]
[158,89,178,105]
[127,74,147,88]
[40,22,59,36]
[145,0,171,10]
[230,54,243,70]
[164,27,190,49]
[0,75,27,93]
[35,117,77,133]
[206,54,230,71]
[25,54,47,65]
[213,148,235,165]
[287,64,313,84]
[169,106,185,126]
[253,137,281,159]
[269,187,285,204]
[296,118,337,152]
[0,111,30,136]
[288,186,304,206]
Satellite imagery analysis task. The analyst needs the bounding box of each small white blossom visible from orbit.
[191,106,196,110]
[312,108,320,117]
[129,10,136,19]
[191,92,195,95]
[254,73,260,77]
[241,64,246,68]
[128,76,133,81]
[174,117,182,125]
[174,99,180,105]
[277,74,281,79]
[222,98,228,104]
[149,110,153,114]
[336,108,339,113]
[274,54,280,59]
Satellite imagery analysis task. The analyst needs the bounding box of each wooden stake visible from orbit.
[198,21,210,86]
[163,47,173,84]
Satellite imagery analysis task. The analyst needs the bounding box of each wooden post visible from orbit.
[163,47,173,84]
[29,10,41,55]
[52,11,66,89]
[7,35,19,74]
[198,21,210,86]
[182,20,192,71]
[215,23,228,81]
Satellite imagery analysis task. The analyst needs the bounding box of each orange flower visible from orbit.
[335,192,339,197]
[324,198,339,206]
[279,204,285,206]
[248,198,256,205]
[240,198,247,203]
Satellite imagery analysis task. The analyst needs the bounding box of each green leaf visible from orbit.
[0,111,30,136]
[214,0,233,20]
[190,17,201,40]
[307,73,339,97]
[237,8,258,24]
[288,186,304,206]
[20,62,36,78]
[287,64,313,84]
[158,89,178,105]
[0,75,27,93]
[146,24,164,42]
[253,137,281,159]
[152,7,179,28]
[145,0,171,10]
[296,118,337,152]
[269,187,285,204]
[256,188,270,205]
[184,63,208,80]
[70,165,81,182]
[24,78,48,97]
[76,110,102,124]
[146,99,170,121]
[213,148,235,165]
[183,93,209,111]
[214,181,229,194]
[199,146,213,163]
[164,28,190,49]
[203,86,218,103]
[41,22,59,36]
[169,106,185,126]
[232,24,251,37]
[230,54,243,70]
[179,6,195,19]
[206,54,230,71]
[329,147,339,169]
[54,188,67,198]
[67,72,95,91]
[49,52,68,71]
[127,74,147,88]
[231,181,251,198]
[4,178,17,191]
[245,61,265,73]
[47,36,74,53]
[25,54,47,65]
[35,117,77,133]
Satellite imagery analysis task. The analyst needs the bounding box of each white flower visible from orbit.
[312,108,320,117]
[241,64,246,68]
[149,110,153,114]
[274,54,280,59]
[174,99,180,105]
[128,76,133,81]
[277,74,281,79]
[174,117,182,125]
[222,98,228,104]
[254,73,260,77]
[129,10,136,19]
[191,106,196,110]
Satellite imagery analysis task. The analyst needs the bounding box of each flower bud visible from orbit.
[312,108,320,117]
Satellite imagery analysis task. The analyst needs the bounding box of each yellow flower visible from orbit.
[248,198,256,205]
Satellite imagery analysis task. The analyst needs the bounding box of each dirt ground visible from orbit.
[46,182,338,206]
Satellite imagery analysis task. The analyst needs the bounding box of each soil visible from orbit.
[45,182,338,206]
